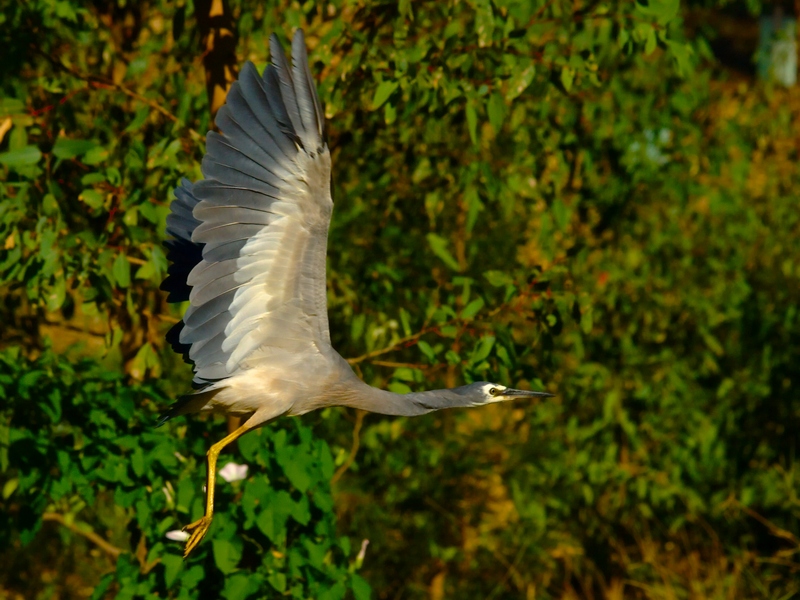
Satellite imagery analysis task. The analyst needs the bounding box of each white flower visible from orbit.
[166,530,190,542]
[162,481,175,506]
[357,539,370,562]
[219,462,249,483]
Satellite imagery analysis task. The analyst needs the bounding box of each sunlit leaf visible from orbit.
[52,138,97,159]
[426,233,461,271]
[371,81,398,110]
[0,145,41,166]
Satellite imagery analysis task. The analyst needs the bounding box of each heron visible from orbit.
[160,29,553,557]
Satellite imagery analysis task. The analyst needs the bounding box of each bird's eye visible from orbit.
[489,387,498,396]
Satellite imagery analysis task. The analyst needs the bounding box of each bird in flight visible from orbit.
[160,29,552,557]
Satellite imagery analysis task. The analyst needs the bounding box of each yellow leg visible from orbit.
[183,422,252,558]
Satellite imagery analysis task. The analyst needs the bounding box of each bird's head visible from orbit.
[461,382,553,406]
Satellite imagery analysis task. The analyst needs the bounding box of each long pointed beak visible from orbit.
[501,388,554,399]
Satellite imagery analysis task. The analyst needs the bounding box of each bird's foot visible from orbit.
[182,515,213,558]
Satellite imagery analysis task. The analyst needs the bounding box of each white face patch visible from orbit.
[483,383,508,403]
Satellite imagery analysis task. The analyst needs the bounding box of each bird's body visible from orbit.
[161,29,551,557]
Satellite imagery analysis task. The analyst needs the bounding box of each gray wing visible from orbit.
[164,30,331,384]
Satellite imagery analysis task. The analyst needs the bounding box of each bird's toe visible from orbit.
[182,515,212,557]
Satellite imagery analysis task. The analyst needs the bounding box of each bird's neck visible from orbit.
[338,375,476,417]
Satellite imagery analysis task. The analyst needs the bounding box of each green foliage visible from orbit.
[1,0,799,599]
[0,347,359,598]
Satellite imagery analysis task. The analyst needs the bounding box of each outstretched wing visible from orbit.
[163,30,331,385]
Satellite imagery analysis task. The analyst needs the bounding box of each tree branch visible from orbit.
[740,503,799,546]
[30,46,201,141]
[346,325,441,365]
[344,282,547,367]
[42,512,123,558]
[331,410,365,485]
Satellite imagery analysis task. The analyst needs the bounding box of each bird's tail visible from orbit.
[155,385,220,427]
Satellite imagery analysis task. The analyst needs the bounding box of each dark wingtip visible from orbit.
[155,413,172,428]
[166,321,194,365]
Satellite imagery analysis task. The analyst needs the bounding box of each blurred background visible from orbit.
[1,0,798,598]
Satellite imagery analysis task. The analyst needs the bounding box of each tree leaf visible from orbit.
[113,253,130,288]
[465,101,478,145]
[351,574,372,600]
[506,66,535,101]
[474,0,494,47]
[487,93,505,133]
[471,336,495,364]
[426,233,461,271]
[212,539,241,574]
[465,186,483,233]
[371,81,398,110]
[461,297,484,320]
[80,189,104,209]
[560,67,574,92]
[0,145,41,166]
[52,138,97,159]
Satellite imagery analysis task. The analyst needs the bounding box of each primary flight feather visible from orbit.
[161,29,552,557]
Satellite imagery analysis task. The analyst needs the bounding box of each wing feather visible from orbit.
[186,258,239,288]
[184,289,236,328]
[192,223,265,246]
[216,97,291,170]
[161,179,203,303]
[192,205,279,225]
[163,29,331,385]
[193,181,283,208]
[291,32,322,146]
[269,33,306,141]
[235,62,298,159]
[189,271,244,307]
[201,239,247,262]
[180,311,230,344]
[263,67,301,144]
[200,156,283,192]
[206,129,293,180]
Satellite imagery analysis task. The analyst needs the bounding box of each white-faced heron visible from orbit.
[160,30,552,557]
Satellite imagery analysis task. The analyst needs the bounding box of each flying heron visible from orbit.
[160,30,552,557]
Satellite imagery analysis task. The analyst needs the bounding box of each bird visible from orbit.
[160,29,553,558]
